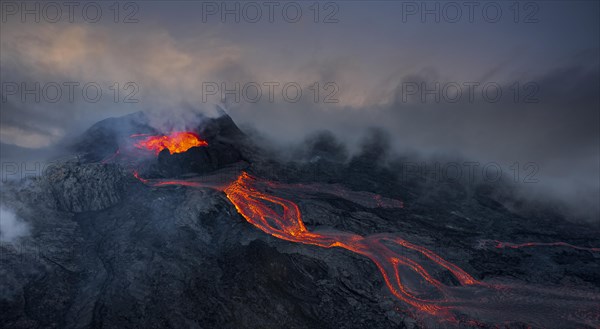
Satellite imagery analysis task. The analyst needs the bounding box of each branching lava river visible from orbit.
[135,170,600,328]
[109,131,599,327]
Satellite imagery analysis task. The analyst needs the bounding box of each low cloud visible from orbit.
[0,207,30,244]
[1,17,598,222]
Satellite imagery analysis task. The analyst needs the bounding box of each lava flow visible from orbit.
[137,172,600,327]
[493,240,600,252]
[132,132,208,155]
[146,172,481,322]
[222,173,481,319]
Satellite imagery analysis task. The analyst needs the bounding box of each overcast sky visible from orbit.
[1,1,598,219]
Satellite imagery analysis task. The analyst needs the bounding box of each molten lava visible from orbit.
[144,172,480,321]
[132,170,148,184]
[133,171,600,327]
[493,240,600,252]
[221,173,480,320]
[132,132,208,155]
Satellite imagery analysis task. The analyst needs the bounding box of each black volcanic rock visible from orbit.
[72,111,150,163]
[43,162,126,213]
[2,114,600,329]
[72,110,251,171]
[154,140,245,177]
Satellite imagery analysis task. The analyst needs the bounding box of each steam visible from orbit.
[1,8,598,222]
[0,207,30,244]
[144,104,224,134]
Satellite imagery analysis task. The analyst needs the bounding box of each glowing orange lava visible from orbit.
[222,173,484,319]
[132,132,208,155]
[493,240,600,252]
[134,171,600,327]
[148,172,480,321]
[132,170,148,183]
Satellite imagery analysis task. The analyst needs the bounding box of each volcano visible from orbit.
[1,112,599,329]
[132,132,209,156]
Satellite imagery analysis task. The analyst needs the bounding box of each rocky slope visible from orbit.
[1,113,599,329]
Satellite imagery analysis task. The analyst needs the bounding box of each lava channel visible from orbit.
[136,171,600,328]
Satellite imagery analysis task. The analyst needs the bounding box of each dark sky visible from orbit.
[1,1,598,219]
